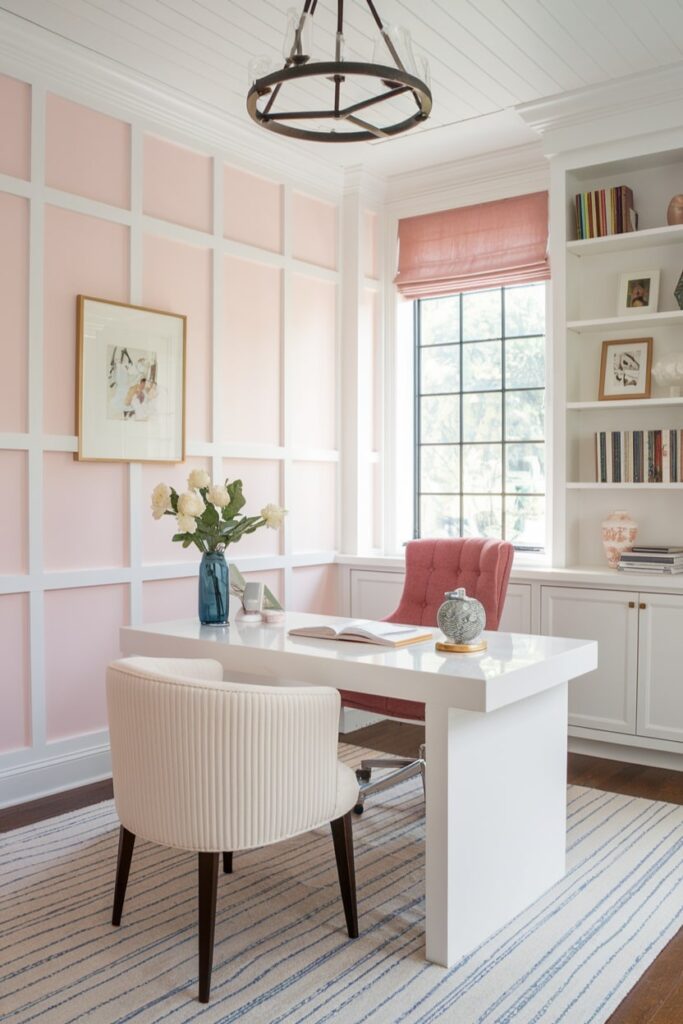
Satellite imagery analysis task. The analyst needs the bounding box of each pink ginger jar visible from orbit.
[601,510,638,569]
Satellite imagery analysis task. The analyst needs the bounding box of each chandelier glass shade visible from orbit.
[246,0,432,142]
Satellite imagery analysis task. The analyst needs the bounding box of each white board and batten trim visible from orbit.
[0,41,349,808]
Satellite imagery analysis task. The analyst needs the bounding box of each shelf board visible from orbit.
[567,224,683,256]
[567,482,683,490]
[567,311,683,333]
[567,398,683,410]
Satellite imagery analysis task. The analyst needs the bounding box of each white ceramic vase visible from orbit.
[601,510,638,569]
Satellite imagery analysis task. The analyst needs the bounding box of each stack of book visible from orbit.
[595,430,682,483]
[575,185,637,239]
[618,547,683,575]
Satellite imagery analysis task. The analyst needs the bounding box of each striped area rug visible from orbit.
[1,744,682,1024]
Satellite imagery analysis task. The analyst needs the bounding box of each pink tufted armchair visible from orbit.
[342,537,514,812]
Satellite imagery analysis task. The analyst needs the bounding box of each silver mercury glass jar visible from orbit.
[436,588,485,645]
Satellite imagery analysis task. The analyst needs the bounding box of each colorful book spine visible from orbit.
[574,185,636,239]
[594,429,683,483]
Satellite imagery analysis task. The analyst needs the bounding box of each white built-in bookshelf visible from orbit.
[555,146,683,568]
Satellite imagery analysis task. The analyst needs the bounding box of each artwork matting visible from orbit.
[598,337,653,401]
[77,295,186,462]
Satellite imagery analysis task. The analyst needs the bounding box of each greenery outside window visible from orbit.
[415,283,546,550]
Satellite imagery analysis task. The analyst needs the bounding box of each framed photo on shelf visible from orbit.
[616,269,659,315]
[598,337,653,401]
[76,295,186,462]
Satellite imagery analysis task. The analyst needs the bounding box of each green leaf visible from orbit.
[224,479,246,519]
[171,533,186,542]
[203,504,219,527]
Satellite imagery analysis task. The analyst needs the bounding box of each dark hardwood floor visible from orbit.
[1,721,681,1023]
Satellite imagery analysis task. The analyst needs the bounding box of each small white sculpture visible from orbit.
[652,353,683,397]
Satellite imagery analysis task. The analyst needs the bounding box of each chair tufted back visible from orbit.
[386,537,514,630]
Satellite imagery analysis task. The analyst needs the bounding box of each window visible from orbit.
[415,283,546,550]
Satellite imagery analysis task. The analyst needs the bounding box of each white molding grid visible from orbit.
[0,65,343,807]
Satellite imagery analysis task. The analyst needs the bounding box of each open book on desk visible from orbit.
[288,619,433,648]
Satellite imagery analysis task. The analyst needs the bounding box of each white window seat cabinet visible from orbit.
[337,557,683,769]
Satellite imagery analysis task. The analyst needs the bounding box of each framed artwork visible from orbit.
[76,295,186,462]
[599,337,653,401]
[616,269,659,316]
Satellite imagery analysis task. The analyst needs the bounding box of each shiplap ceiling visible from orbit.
[3,0,683,174]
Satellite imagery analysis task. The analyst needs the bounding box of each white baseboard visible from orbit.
[339,709,384,734]
[568,736,683,771]
[0,744,112,809]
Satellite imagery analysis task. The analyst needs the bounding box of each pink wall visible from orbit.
[0,75,341,777]
[290,275,337,449]
[144,135,212,232]
[43,454,129,571]
[46,95,130,208]
[223,256,281,445]
[0,74,30,179]
[44,205,129,435]
[143,234,212,442]
[45,585,129,741]
[0,192,29,432]
[224,164,282,253]
[0,594,30,752]
[0,450,27,577]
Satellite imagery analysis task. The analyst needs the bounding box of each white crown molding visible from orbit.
[0,10,345,198]
[343,165,387,207]
[385,141,549,217]
[516,62,683,157]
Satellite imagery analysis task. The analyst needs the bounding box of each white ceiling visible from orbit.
[3,0,683,175]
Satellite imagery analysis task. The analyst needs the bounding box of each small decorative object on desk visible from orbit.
[436,588,487,653]
[666,195,683,225]
[150,470,286,625]
[601,510,638,569]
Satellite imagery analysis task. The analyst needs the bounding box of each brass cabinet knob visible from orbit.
[628,601,635,608]
[639,602,647,610]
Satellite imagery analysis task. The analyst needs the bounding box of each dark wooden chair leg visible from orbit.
[222,851,233,874]
[112,826,136,926]
[330,812,359,939]
[197,852,219,1003]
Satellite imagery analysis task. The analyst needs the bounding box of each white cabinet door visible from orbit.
[541,586,638,734]
[350,570,405,620]
[636,592,683,743]
[498,583,532,633]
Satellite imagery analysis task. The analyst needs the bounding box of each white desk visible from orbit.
[120,611,597,968]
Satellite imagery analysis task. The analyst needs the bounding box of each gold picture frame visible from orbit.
[598,337,653,401]
[76,295,187,462]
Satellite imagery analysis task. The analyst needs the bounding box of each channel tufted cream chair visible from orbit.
[106,656,360,1003]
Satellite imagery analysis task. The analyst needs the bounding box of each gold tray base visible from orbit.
[435,639,487,654]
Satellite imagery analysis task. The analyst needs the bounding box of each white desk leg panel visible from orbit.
[424,682,569,967]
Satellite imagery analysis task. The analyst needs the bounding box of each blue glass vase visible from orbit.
[198,552,229,625]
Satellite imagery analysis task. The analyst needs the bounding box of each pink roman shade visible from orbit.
[395,191,549,300]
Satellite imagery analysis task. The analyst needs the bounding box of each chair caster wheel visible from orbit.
[355,768,371,783]
[353,803,364,815]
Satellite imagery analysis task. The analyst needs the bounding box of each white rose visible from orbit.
[178,490,205,517]
[151,482,171,520]
[187,468,211,491]
[261,503,287,529]
[176,513,197,534]
[207,484,229,508]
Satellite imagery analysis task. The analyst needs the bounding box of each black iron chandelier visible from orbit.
[246,0,432,142]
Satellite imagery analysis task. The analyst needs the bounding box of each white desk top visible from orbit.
[121,611,597,714]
